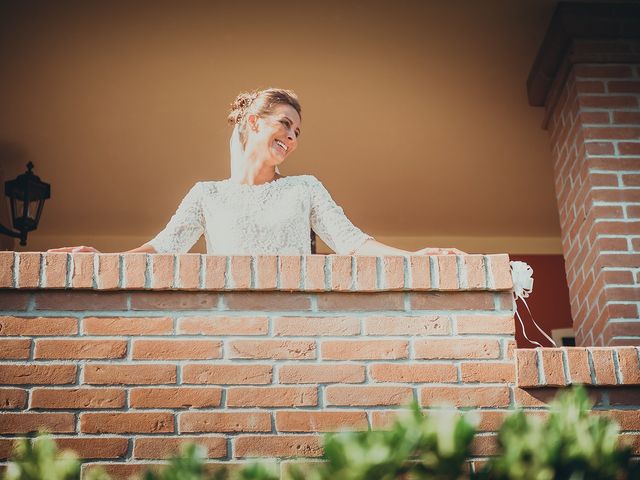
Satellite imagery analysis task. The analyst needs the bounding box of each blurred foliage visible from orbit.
[3,387,638,480]
[285,401,478,480]
[4,435,79,480]
[476,386,640,480]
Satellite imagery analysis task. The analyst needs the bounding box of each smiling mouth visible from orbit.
[274,139,288,153]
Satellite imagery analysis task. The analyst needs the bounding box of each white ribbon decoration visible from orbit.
[510,260,556,348]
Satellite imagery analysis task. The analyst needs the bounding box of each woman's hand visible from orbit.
[414,247,466,255]
[47,246,101,253]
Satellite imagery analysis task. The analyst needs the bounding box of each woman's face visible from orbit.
[246,103,301,166]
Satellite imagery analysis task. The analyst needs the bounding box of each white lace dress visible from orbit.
[148,175,372,255]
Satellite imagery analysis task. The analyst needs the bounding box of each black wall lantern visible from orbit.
[1,162,50,246]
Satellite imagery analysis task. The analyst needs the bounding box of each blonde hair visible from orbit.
[228,88,301,147]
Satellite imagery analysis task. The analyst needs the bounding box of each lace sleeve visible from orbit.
[147,182,205,254]
[309,177,372,254]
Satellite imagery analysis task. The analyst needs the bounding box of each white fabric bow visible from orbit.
[510,260,556,348]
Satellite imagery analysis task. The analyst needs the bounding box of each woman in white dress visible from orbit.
[49,88,463,256]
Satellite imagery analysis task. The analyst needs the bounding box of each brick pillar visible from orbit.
[528,3,640,346]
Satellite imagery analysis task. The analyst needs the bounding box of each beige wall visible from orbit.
[0,0,561,254]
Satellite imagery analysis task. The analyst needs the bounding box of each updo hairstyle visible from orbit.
[228,88,302,147]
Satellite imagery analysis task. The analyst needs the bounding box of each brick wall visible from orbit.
[0,252,638,477]
[547,54,640,346]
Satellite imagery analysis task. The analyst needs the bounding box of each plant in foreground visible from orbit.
[476,386,640,480]
[4,435,79,480]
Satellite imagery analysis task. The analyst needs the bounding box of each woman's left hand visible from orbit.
[414,247,467,255]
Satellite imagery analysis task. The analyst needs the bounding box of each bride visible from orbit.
[49,88,464,256]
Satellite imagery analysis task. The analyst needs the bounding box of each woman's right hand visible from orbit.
[47,246,101,253]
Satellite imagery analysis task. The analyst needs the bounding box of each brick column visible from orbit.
[528,2,640,346]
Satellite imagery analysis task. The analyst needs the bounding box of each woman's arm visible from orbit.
[354,239,465,256]
[47,243,157,254]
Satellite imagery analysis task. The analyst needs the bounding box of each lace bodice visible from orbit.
[148,175,372,255]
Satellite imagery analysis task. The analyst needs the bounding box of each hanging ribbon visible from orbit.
[510,260,556,348]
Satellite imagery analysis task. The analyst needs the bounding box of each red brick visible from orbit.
[617,347,640,383]
[621,173,640,187]
[54,437,128,459]
[0,388,27,409]
[130,387,222,408]
[152,254,175,289]
[255,256,277,289]
[565,348,592,384]
[227,387,317,407]
[619,142,640,155]
[44,253,67,288]
[178,254,200,289]
[0,413,75,434]
[471,435,500,456]
[183,364,272,384]
[83,316,173,335]
[0,365,76,385]
[326,386,413,406]
[84,364,176,385]
[585,142,615,155]
[574,65,633,78]
[584,127,640,140]
[71,253,94,288]
[410,292,494,310]
[464,255,486,289]
[31,388,125,409]
[579,111,610,124]
[592,205,624,219]
[322,340,408,360]
[382,256,404,290]
[304,255,326,291]
[540,348,567,386]
[576,80,605,93]
[180,412,271,433]
[414,338,500,359]
[595,410,640,430]
[123,253,146,289]
[369,410,406,429]
[580,96,638,109]
[130,292,219,310]
[490,254,512,289]
[364,315,449,335]
[133,339,221,360]
[96,254,120,289]
[35,291,127,310]
[591,348,617,385]
[230,256,251,289]
[409,255,430,290]
[355,256,377,291]
[134,437,226,459]
[223,292,310,311]
[235,435,323,458]
[205,255,226,289]
[81,412,174,433]
[614,111,640,124]
[331,255,352,291]
[83,464,165,479]
[0,251,14,288]
[278,364,365,384]
[229,340,315,359]
[590,173,619,186]
[178,316,268,335]
[318,292,405,311]
[0,339,30,359]
[276,411,368,432]
[17,252,41,288]
[370,363,457,383]
[420,386,510,407]
[0,316,77,335]
[35,340,127,359]
[274,316,359,336]
[0,291,29,310]
[608,81,640,93]
[437,255,458,290]
[516,348,540,387]
[279,255,301,290]
[460,362,515,383]
[456,314,514,334]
